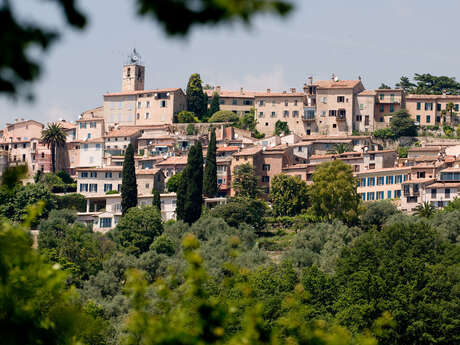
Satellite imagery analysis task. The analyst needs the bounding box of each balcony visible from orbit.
[302,114,315,121]
[105,149,125,156]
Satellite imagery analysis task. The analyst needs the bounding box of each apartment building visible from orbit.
[305,76,365,136]
[406,94,460,126]
[0,119,52,174]
[76,107,104,141]
[156,156,188,177]
[104,127,141,157]
[205,87,255,115]
[356,167,410,202]
[254,89,306,136]
[424,167,460,207]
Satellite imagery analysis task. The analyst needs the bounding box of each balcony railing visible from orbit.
[302,114,315,121]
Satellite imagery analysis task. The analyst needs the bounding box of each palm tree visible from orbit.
[413,201,436,218]
[41,122,66,173]
[327,143,352,154]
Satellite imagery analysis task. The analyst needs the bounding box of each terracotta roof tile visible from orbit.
[104,88,182,97]
[156,156,188,165]
[233,146,263,156]
[104,128,140,138]
[314,80,361,89]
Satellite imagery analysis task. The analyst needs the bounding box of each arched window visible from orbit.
[127,67,131,77]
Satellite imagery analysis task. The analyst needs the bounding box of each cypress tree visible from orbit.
[152,189,161,212]
[121,143,137,215]
[186,73,207,120]
[203,128,217,197]
[176,142,203,224]
[208,92,220,117]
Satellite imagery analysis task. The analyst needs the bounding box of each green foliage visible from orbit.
[274,120,290,136]
[210,197,267,230]
[1,165,28,190]
[150,234,176,256]
[234,108,265,138]
[186,123,198,135]
[153,189,161,212]
[54,193,86,212]
[403,73,460,95]
[203,128,217,197]
[373,127,395,140]
[378,83,391,89]
[41,122,67,173]
[177,110,198,123]
[113,206,163,256]
[396,146,408,158]
[38,209,113,286]
[430,210,460,244]
[56,170,74,184]
[186,73,207,120]
[105,190,119,195]
[308,160,360,225]
[208,92,220,116]
[413,201,436,218]
[283,221,362,273]
[334,220,460,345]
[327,143,352,154]
[232,163,260,198]
[395,75,416,91]
[442,196,460,213]
[270,174,308,217]
[208,110,239,123]
[177,142,203,224]
[166,171,182,192]
[390,109,417,137]
[121,144,138,215]
[443,124,454,137]
[34,169,42,183]
[360,200,400,231]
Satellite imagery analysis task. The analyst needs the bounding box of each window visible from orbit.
[294,100,298,106]
[416,102,421,110]
[80,122,87,129]
[377,176,384,185]
[105,172,112,178]
[89,184,98,192]
[390,104,394,112]
[232,99,238,105]
[431,188,437,198]
[79,183,88,192]
[271,112,276,117]
[394,190,401,198]
[416,115,421,122]
[104,184,112,192]
[356,115,362,121]
[337,96,345,102]
[96,143,101,149]
[445,188,451,198]
[83,144,88,151]
[243,100,253,105]
[456,104,459,111]
[118,172,122,178]
[359,104,364,110]
[81,172,88,178]
[293,110,299,117]
[436,103,441,111]
[22,143,26,149]
[259,100,264,106]
[137,113,140,120]
[262,164,270,171]
[368,177,375,186]
[146,101,150,108]
[219,99,225,105]
[321,97,327,103]
[90,171,97,178]
[283,110,289,118]
[365,115,370,125]
[138,101,142,108]
[259,112,264,118]
[100,218,112,228]
[117,184,121,192]
[261,176,270,182]
[333,124,337,128]
[387,190,392,199]
[379,94,385,100]
[360,178,366,187]
[425,102,433,111]
[379,104,384,112]
[145,113,150,119]
[426,115,431,123]
[369,154,375,160]
[161,100,167,108]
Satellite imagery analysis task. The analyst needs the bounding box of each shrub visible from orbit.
[373,127,395,139]
[186,123,197,135]
[177,111,198,123]
[208,110,239,123]
[106,190,119,195]
[210,197,267,230]
[54,193,86,212]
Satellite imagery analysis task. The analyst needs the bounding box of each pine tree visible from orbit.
[176,142,203,224]
[153,189,161,212]
[203,128,217,197]
[186,73,207,120]
[121,144,137,215]
[208,92,220,117]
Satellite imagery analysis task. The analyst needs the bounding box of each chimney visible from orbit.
[308,76,313,85]
[240,87,243,94]
[291,88,296,93]
[266,88,271,93]
[216,86,221,93]
[358,76,362,81]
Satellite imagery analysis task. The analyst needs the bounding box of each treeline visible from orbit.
[381,73,460,94]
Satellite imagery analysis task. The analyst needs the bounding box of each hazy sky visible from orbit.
[2,0,460,127]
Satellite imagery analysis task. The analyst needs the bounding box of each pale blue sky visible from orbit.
[2,0,460,127]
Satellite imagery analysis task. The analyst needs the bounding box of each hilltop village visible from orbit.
[3,51,460,231]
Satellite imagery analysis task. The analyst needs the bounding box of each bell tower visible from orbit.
[122,49,145,92]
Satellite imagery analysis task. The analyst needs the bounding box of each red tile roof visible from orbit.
[104,128,140,138]
[104,88,182,97]
[217,146,239,152]
[156,156,188,165]
[314,80,362,89]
